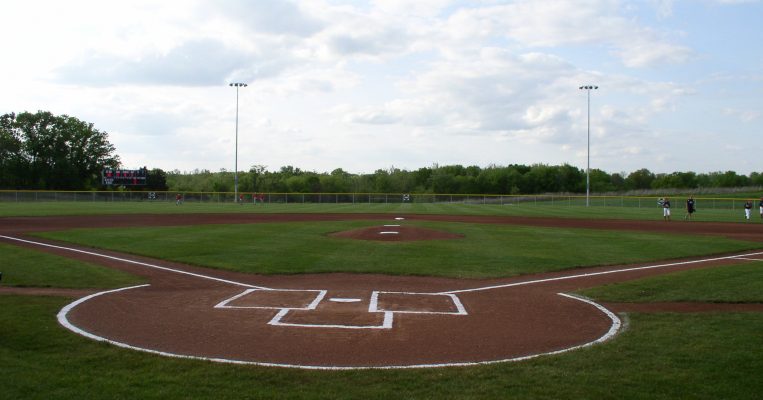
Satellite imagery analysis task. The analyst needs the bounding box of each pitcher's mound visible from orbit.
[330,225,464,242]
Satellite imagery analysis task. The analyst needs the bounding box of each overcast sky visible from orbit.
[1,0,761,175]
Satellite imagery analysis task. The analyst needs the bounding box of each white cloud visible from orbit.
[723,108,762,122]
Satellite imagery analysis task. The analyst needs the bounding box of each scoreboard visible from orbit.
[102,167,148,186]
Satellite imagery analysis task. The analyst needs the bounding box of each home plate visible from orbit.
[329,298,362,303]
[394,217,405,220]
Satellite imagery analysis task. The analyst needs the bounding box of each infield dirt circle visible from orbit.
[2,213,762,369]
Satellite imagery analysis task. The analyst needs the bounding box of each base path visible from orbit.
[1,213,762,369]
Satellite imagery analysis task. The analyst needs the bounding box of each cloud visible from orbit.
[340,48,577,138]
[54,39,259,86]
[203,0,324,37]
[441,0,695,68]
[723,108,762,122]
[614,38,695,68]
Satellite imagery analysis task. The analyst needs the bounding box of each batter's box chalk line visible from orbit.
[214,288,468,330]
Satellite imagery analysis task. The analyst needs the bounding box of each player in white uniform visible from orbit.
[662,198,671,221]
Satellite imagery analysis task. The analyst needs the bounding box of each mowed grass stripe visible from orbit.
[0,243,145,289]
[580,261,763,303]
[36,221,761,278]
[1,201,756,223]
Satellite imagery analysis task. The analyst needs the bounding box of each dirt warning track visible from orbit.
[1,213,762,369]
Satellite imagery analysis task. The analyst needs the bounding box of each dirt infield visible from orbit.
[1,213,762,369]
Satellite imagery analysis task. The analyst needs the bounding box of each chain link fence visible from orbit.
[1,190,759,211]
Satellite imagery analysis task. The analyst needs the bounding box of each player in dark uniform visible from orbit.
[685,196,695,220]
[662,197,671,221]
[744,200,753,220]
[759,197,763,220]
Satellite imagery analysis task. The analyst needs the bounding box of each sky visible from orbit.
[1,0,761,175]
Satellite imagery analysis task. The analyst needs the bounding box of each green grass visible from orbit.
[0,243,145,289]
[1,295,761,399]
[1,200,758,223]
[34,221,761,278]
[3,211,762,399]
[580,261,763,303]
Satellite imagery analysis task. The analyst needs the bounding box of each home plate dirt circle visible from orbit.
[57,266,618,369]
[3,213,763,369]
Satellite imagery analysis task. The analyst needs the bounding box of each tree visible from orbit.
[146,168,169,191]
[0,114,24,188]
[625,168,655,190]
[0,111,119,189]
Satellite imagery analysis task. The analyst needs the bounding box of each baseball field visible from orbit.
[1,201,762,399]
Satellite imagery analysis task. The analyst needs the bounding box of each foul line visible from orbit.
[441,251,763,295]
[0,235,266,290]
[732,257,763,262]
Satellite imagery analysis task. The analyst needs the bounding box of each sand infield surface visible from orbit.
[2,213,762,369]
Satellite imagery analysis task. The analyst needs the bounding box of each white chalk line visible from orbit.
[732,257,763,262]
[440,250,763,295]
[213,288,327,310]
[369,291,467,315]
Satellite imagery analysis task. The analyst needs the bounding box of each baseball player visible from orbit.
[662,197,671,221]
[759,197,763,220]
[744,200,752,220]
[685,196,696,220]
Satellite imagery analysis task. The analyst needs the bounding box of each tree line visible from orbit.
[2,111,762,194]
[165,165,763,195]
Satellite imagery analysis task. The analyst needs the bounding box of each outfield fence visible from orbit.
[0,190,759,211]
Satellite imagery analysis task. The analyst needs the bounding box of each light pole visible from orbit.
[230,82,247,203]
[579,85,598,207]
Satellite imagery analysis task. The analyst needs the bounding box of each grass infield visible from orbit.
[34,221,761,278]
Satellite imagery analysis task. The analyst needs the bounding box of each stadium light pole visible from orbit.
[230,82,247,203]
[579,85,598,207]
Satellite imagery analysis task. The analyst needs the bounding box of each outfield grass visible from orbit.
[34,221,761,278]
[1,295,760,400]
[1,200,758,223]
[0,243,145,289]
[580,261,763,303]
